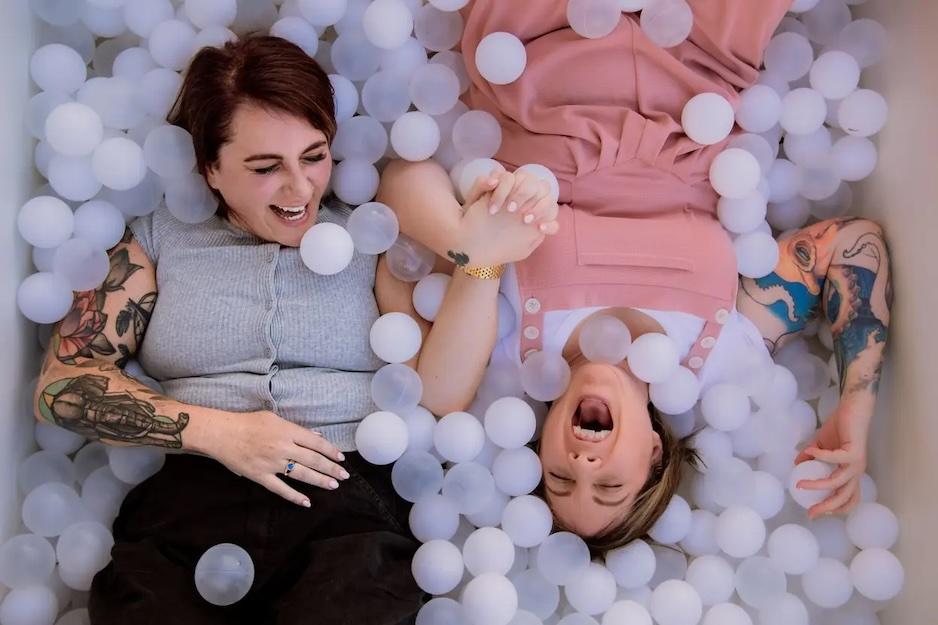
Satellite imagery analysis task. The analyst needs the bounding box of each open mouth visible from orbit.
[572,397,613,442]
[269,203,309,223]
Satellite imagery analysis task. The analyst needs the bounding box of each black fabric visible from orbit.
[88,452,426,625]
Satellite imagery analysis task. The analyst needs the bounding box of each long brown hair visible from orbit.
[167,35,336,218]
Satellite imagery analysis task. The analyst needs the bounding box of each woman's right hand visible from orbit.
[205,409,350,507]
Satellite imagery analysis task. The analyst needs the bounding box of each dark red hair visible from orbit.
[167,35,336,217]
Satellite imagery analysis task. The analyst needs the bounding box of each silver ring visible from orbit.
[284,459,297,475]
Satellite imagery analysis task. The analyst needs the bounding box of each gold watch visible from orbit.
[461,264,506,280]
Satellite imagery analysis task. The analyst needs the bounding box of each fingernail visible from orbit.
[337,452,345,461]
[488,178,498,186]
[508,202,518,213]
[539,223,548,232]
[340,470,350,480]
[489,204,498,214]
[329,480,339,489]
[302,499,311,508]
[524,214,534,224]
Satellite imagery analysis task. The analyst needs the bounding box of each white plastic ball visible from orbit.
[453,111,502,160]
[492,447,541,496]
[410,494,460,542]
[501,495,553,548]
[386,234,436,282]
[184,0,237,28]
[412,273,451,321]
[565,562,617,616]
[331,31,383,81]
[801,557,852,608]
[72,200,125,251]
[685,555,734,606]
[475,32,526,85]
[31,44,87,94]
[763,33,815,81]
[410,63,461,116]
[49,155,102,202]
[333,115,389,162]
[332,158,381,204]
[709,148,761,199]
[413,4,464,52]
[148,19,196,70]
[626,332,679,384]
[639,0,694,48]
[845,502,899,549]
[299,0,347,26]
[56,521,115,591]
[734,556,786,609]
[462,527,515,576]
[363,0,414,50]
[382,37,429,74]
[143,124,196,179]
[766,158,805,203]
[734,231,779,279]
[788,460,834,509]
[355,411,409,465]
[536,532,590,586]
[52,238,109,292]
[736,85,782,133]
[45,103,104,158]
[21,482,84,537]
[578,315,631,364]
[484,397,536,449]
[108,446,165,484]
[413,539,465,595]
[682,93,735,146]
[123,0,175,38]
[810,51,860,100]
[442,462,495,514]
[768,524,819,575]
[0,586,59,625]
[756,594,808,625]
[715,506,765,559]
[270,17,320,57]
[462,573,518,625]
[717,192,768,234]
[92,137,147,191]
[680,510,719,557]
[299,221,355,276]
[748,470,785,520]
[699,383,751,432]
[649,580,702,625]
[767,196,812,231]
[849,548,904,602]
[329,74,359,124]
[702,603,751,625]
[17,272,74,324]
[391,451,443,503]
[520,351,571,401]
[649,366,700,415]
[602,600,652,625]
[830,136,877,182]
[0,534,57,589]
[417,597,467,625]
[347,201,399,254]
[567,0,622,40]
[391,111,441,162]
[372,362,423,413]
[837,18,887,68]
[434,411,485,462]
[194,543,255,606]
[604,539,655,589]
[780,88,828,136]
[18,196,74,249]
[465,488,510,528]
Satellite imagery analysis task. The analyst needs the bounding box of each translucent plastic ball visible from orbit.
[56,520,115,591]
[299,0,347,26]
[298,221,355,276]
[564,562,617,616]
[332,158,381,204]
[81,466,129,525]
[639,0,694,48]
[417,597,468,625]
[736,85,782,133]
[809,51,860,100]
[412,273,451,321]
[648,495,692,545]
[602,600,652,625]
[763,33,814,81]
[520,350,572,401]
[355,411,409,465]
[649,580,702,625]
[557,616,600,625]
[270,17,320,57]
[700,384,750,432]
[193,543,255,606]
[391,111,441,161]
[33,421,84,456]
[31,43,87,94]
[18,196,74,249]
[492,447,541,496]
[501,495,552,548]
[780,89,827,136]
[788,460,834,509]
[45,102,103,158]
[52,238,109,292]
[72,200,125,250]
[579,314,631,364]
[766,158,805,203]
[462,527,515,576]
[710,148,761,199]
[333,115,389,162]
[604,539,655,589]
[108,446,164,485]
[412,539,464,595]
[682,93,734,146]
[702,603,751,625]
[92,137,148,191]
[767,196,811,231]
[536,532,590,586]
[626,332,679,384]
[0,534,56,589]
[680,510,719,557]
[849,547,904,602]
[809,516,856,562]
[442,462,495,515]
[148,19,197,70]
[382,36,429,74]
[387,234,436,282]
[837,18,887,68]
[734,231,779,279]
[462,573,518,625]
[123,0,175,38]
[434,411,486,463]
[371,362,423,413]
[360,72,411,124]
[801,557,852,609]
[329,74,359,124]
[649,366,700,415]
[567,0,622,40]
[706,456,756,507]
[768,523,819,575]
[143,124,196,179]
[684,554,734,606]
[453,110,502,160]
[184,0,237,28]
[331,30,383,81]
[830,136,877,182]
[21,482,84,537]
[48,154,102,202]
[0,585,59,625]
[845,502,899,549]
[715,506,765,559]
[475,32,527,86]
[347,201,399,255]
[363,0,414,50]
[757,594,808,625]
[484,397,536,449]
[413,3,464,51]
[466,487,510,528]
[410,63,460,116]
[16,272,73,324]
[27,91,71,142]
[391,451,444,503]
[457,157,506,200]
[734,556,786,609]
[718,192,768,234]
[409,493,460,542]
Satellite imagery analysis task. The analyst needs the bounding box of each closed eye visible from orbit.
[252,155,327,175]
[548,472,573,483]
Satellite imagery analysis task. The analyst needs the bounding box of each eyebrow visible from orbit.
[243,141,327,162]
[544,484,630,507]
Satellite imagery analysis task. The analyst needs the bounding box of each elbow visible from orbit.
[419,381,474,418]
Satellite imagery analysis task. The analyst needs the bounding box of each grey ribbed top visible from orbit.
[129,203,384,452]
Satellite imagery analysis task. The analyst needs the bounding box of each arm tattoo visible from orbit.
[37,370,188,449]
[447,250,470,267]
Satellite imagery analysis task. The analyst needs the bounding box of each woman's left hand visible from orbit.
[487,169,560,235]
[793,403,872,520]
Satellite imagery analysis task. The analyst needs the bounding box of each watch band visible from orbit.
[461,264,506,280]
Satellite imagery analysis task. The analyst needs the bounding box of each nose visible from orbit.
[569,451,602,468]
[284,163,313,198]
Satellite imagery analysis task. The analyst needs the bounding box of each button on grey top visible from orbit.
[129,203,384,452]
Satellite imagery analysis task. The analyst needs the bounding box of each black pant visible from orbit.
[89,452,426,624]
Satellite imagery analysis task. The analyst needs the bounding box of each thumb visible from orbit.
[463,170,500,207]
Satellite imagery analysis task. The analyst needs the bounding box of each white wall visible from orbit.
[0,0,39,550]
[854,1,938,623]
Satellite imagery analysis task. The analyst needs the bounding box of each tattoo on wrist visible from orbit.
[447,250,470,267]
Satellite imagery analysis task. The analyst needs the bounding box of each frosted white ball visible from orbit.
[780,89,827,136]
[579,314,631,364]
[331,31,383,81]
[434,411,485,462]
[332,158,380,204]
[270,17,320,57]
[536,532,590,586]
[700,384,750,432]
[298,222,355,276]
[685,555,734,606]
[680,510,719,557]
[329,74,359,124]
[604,539,655,589]
[520,350,571,401]
[333,115,388,161]
[649,366,700,415]
[763,33,814,81]
[649,580,702,625]
[347,201,399,254]
[31,0,84,25]
[22,482,84,537]
[391,111,441,162]
[194,543,254,606]
[710,148,761,199]
[682,93,734,146]
[410,494,460,542]
[413,3,464,52]
[412,539,464,594]
[92,137,147,191]
[391,451,443,503]
[0,533,56,589]
[484,396,536,449]
[492,447,541,496]
[501,495,552,548]
[27,91,71,142]
[355,411,409,465]
[456,157,506,200]
[108,446,165,484]
[143,125,196,179]
[466,488,510,528]
[767,196,811,231]
[783,126,832,169]
[33,422,84,455]
[702,603,751,625]
[715,506,765,559]
[639,0,694,48]
[647,495,692,545]
[72,200,125,251]
[734,231,779,279]
[845,502,899,549]
[386,234,436,282]
[766,159,804,203]
[0,586,59,625]
[31,44,87,94]
[412,273,451,321]
[185,0,236,28]
[81,466,129,525]
[428,0,470,9]
[410,63,460,116]
[462,527,515,576]
[734,556,786,609]
[56,521,114,591]
[788,460,834,509]
[18,196,74,249]
[801,557,852,608]
[810,51,860,100]
[567,0,622,40]
[148,19,197,71]
[462,573,518,625]
[830,136,877,182]
[736,84,782,133]
[363,0,414,50]
[45,103,103,158]
[706,457,756,507]
[453,111,502,160]
[49,155,102,202]
[748,470,785,520]
[136,68,183,119]
[123,0,175,38]
[756,594,808,625]
[849,548,904,602]
[718,192,768,234]
[565,562,617,616]
[53,238,109,291]
[17,272,73,324]
[163,172,215,225]
[516,163,560,201]
[299,0,347,26]
[417,598,467,625]
[626,333,679,384]
[837,18,887,68]
[602,601,652,625]
[768,524,819,575]
[476,32,527,85]
[382,37,429,74]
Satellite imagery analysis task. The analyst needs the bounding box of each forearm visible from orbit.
[35,353,222,455]
[417,270,501,415]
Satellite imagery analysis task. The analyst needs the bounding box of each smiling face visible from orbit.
[205,103,333,247]
[538,361,663,537]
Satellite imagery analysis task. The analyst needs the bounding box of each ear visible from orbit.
[205,162,220,191]
[650,430,663,467]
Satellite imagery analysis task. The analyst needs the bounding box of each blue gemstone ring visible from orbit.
[284,460,296,475]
